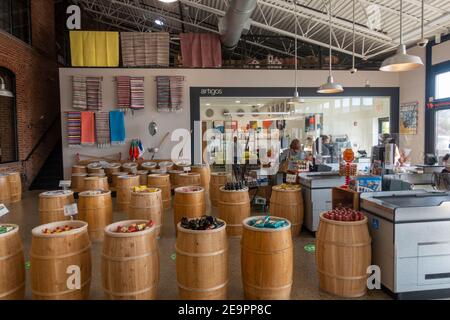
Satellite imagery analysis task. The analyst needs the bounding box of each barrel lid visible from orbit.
[151,169,168,174]
[219,186,249,192]
[106,162,121,168]
[243,216,291,232]
[87,162,103,169]
[0,224,19,238]
[79,190,110,197]
[272,184,301,192]
[118,174,138,180]
[105,220,156,237]
[168,170,183,174]
[112,172,128,176]
[40,190,74,197]
[73,165,86,168]
[122,162,138,168]
[158,161,173,167]
[177,218,226,234]
[137,170,149,174]
[148,173,169,178]
[72,173,87,177]
[141,162,157,168]
[175,186,204,194]
[33,220,88,237]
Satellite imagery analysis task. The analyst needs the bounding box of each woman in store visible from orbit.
[279,139,306,174]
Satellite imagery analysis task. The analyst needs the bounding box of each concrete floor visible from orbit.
[1,190,391,300]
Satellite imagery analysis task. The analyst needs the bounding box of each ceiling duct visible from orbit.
[218,0,257,50]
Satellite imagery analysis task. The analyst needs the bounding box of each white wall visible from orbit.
[59,68,399,179]
[432,40,450,65]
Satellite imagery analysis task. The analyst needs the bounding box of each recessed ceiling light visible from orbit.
[235,100,241,104]
[158,0,178,3]
[154,18,165,26]
[257,103,263,107]
[206,103,211,106]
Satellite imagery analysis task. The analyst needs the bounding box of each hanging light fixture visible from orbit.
[287,0,304,105]
[349,0,358,74]
[417,0,429,47]
[380,0,424,72]
[0,76,14,98]
[318,0,344,94]
[158,0,178,3]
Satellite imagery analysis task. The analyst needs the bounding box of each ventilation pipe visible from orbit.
[218,0,257,50]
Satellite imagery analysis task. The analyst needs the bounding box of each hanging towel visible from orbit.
[120,32,170,67]
[110,111,126,145]
[130,77,145,110]
[81,111,96,146]
[86,77,103,111]
[70,31,119,67]
[72,76,87,110]
[95,112,110,148]
[180,33,222,68]
[66,111,81,147]
[116,76,131,110]
[156,76,184,112]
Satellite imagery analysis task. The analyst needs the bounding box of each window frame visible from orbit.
[0,0,32,45]
[0,67,19,164]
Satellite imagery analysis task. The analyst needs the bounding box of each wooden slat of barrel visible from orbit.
[173,187,205,230]
[72,165,87,174]
[176,173,201,188]
[116,175,140,212]
[38,190,75,224]
[0,175,11,203]
[7,172,21,202]
[78,191,113,242]
[30,221,91,300]
[191,165,211,191]
[316,214,371,298]
[218,187,250,237]
[241,216,293,300]
[269,185,304,236]
[129,189,163,238]
[111,172,128,188]
[137,170,149,186]
[0,225,25,300]
[210,173,230,207]
[102,220,159,300]
[147,174,171,210]
[122,162,138,174]
[176,221,228,300]
[71,173,87,192]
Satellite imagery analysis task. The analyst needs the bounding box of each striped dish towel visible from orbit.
[66,111,81,147]
[169,76,184,111]
[86,77,103,111]
[130,77,145,110]
[95,112,110,148]
[156,76,184,112]
[81,111,96,146]
[110,110,126,145]
[72,76,87,110]
[120,32,135,67]
[121,32,170,67]
[116,76,131,110]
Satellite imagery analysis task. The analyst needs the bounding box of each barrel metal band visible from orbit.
[30,244,91,260]
[317,268,368,280]
[175,246,228,257]
[242,246,293,255]
[103,284,157,297]
[32,278,91,297]
[316,239,372,247]
[102,250,158,262]
[0,282,25,298]
[243,281,292,291]
[177,281,228,293]
[0,247,23,261]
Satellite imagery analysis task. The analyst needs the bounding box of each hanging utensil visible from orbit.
[148,132,170,160]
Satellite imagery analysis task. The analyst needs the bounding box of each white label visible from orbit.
[183,166,191,172]
[64,203,78,217]
[0,204,9,217]
[59,180,72,188]
[286,174,297,184]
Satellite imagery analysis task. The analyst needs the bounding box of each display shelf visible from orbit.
[331,186,360,210]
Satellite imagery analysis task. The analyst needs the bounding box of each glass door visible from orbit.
[435,109,450,158]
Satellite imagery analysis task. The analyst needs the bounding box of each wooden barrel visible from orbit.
[176,173,201,188]
[38,190,75,224]
[0,224,25,300]
[316,213,371,298]
[116,175,140,212]
[147,174,171,210]
[176,220,228,299]
[269,185,304,236]
[0,174,11,203]
[78,191,113,242]
[71,173,87,192]
[141,162,157,171]
[158,161,173,171]
[83,176,109,191]
[122,162,138,174]
[137,170,149,186]
[210,172,231,207]
[72,165,87,174]
[241,216,293,300]
[7,172,21,202]
[218,187,250,237]
[30,220,91,300]
[87,163,104,174]
[173,161,190,171]
[168,170,183,190]
[129,188,163,238]
[151,168,167,174]
[111,172,128,188]
[101,220,159,300]
[191,164,211,191]
[173,187,205,230]
[104,163,121,178]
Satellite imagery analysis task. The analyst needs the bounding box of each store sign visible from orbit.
[66,5,81,30]
[183,166,191,172]
[59,180,72,189]
[64,203,78,217]
[200,88,223,96]
[0,204,9,217]
[286,174,297,184]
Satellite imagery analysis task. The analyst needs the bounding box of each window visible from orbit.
[0,68,18,163]
[435,109,450,157]
[435,71,450,100]
[0,0,31,44]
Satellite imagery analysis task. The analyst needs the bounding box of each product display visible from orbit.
[70,31,119,67]
[115,220,154,233]
[322,208,365,221]
[156,76,184,112]
[133,186,159,193]
[121,32,169,67]
[223,181,247,190]
[42,225,79,234]
[248,216,289,229]
[180,216,224,230]
[109,110,126,145]
[277,183,301,190]
[0,225,15,234]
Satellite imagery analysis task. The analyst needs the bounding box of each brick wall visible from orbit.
[0,0,59,187]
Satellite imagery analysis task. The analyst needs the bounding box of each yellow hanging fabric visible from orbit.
[70,31,119,67]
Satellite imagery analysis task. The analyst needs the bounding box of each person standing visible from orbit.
[279,139,306,173]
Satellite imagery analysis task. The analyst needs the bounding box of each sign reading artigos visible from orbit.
[200,88,223,96]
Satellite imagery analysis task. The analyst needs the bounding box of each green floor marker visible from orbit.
[304,244,315,253]
[25,261,31,270]
[170,253,176,261]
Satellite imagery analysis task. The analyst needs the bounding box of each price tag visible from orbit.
[183,166,191,172]
[64,203,78,217]
[0,204,9,217]
[59,180,72,188]
[286,174,297,184]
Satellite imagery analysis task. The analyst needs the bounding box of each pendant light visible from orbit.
[380,0,424,72]
[349,0,357,74]
[417,0,429,47]
[287,0,304,105]
[0,76,14,98]
[318,0,344,94]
